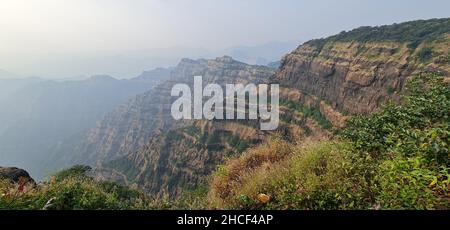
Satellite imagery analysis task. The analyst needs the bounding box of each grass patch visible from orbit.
[281,99,333,130]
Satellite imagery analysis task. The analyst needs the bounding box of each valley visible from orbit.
[1,18,449,210]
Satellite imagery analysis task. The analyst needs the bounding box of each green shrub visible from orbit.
[417,47,433,62]
[0,165,154,210]
[306,18,450,50]
[53,165,92,181]
[268,141,371,210]
[341,74,450,209]
[386,86,396,95]
[281,99,333,130]
[343,75,450,166]
[375,156,449,209]
[165,185,209,210]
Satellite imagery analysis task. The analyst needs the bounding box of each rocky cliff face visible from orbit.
[72,19,450,197]
[67,57,281,196]
[274,19,450,127]
[73,56,274,163]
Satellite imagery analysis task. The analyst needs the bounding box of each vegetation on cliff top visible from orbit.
[0,165,156,210]
[307,18,450,50]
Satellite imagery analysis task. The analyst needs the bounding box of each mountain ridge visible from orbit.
[4,18,449,200]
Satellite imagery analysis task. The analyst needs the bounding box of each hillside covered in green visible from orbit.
[307,18,450,50]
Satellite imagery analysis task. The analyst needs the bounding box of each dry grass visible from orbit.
[207,139,370,210]
[208,136,292,209]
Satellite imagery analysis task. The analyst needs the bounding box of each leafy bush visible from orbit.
[417,47,434,62]
[343,74,450,166]
[341,74,450,209]
[0,165,154,210]
[264,141,371,210]
[375,156,449,209]
[53,165,92,181]
[163,185,209,210]
[105,157,140,182]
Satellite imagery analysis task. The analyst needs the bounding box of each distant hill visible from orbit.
[131,67,175,83]
[0,69,21,79]
[220,41,298,65]
[266,60,281,69]
[0,69,171,179]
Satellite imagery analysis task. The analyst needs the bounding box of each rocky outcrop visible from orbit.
[275,42,410,114]
[0,167,35,184]
[274,20,450,115]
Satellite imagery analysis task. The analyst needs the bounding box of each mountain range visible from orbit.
[0,70,171,179]
[1,18,449,203]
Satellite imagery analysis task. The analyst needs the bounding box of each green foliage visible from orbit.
[53,165,92,181]
[386,86,396,95]
[306,18,450,51]
[375,156,450,209]
[417,47,434,62]
[181,125,202,139]
[105,157,140,182]
[169,125,250,153]
[343,74,450,166]
[3,69,449,210]
[0,165,154,210]
[210,141,372,210]
[436,54,450,64]
[165,185,209,210]
[166,130,183,142]
[265,142,371,210]
[341,74,450,209]
[281,99,333,130]
[224,132,249,153]
[206,132,220,145]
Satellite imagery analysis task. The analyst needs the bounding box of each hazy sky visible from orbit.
[0,0,449,78]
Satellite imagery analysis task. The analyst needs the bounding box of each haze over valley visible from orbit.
[0,0,449,210]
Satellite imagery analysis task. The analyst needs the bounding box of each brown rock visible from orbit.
[0,167,35,185]
[257,193,271,204]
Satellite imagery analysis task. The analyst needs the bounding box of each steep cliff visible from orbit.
[274,18,450,120]
[73,18,450,198]
[64,57,282,195]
